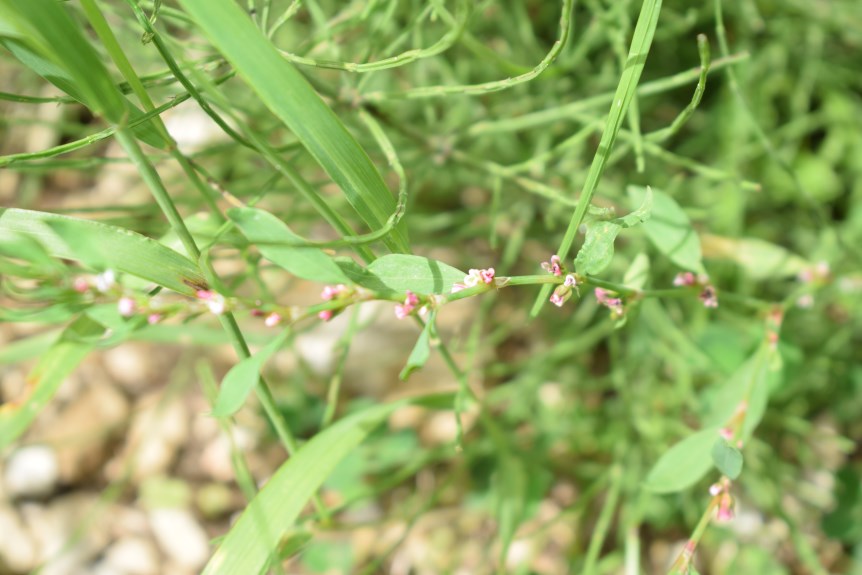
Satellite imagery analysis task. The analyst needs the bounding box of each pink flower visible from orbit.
[719,427,733,441]
[201,292,226,315]
[321,284,348,300]
[394,304,411,319]
[594,288,622,308]
[715,493,734,522]
[479,268,495,284]
[549,284,573,307]
[117,297,136,317]
[73,277,89,293]
[264,312,281,327]
[196,289,214,300]
[564,274,578,287]
[541,255,563,276]
[699,286,718,308]
[404,290,419,307]
[673,272,696,286]
[147,313,162,325]
[318,310,333,322]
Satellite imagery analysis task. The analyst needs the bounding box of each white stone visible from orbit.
[149,508,210,570]
[4,445,59,498]
[104,536,160,575]
[0,505,38,572]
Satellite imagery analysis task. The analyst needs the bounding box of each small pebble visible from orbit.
[4,445,59,499]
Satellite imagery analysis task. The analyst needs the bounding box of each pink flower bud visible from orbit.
[318,310,333,322]
[73,277,90,293]
[479,268,495,284]
[541,255,563,276]
[404,290,419,307]
[321,285,347,300]
[147,313,162,325]
[264,312,281,327]
[394,304,411,319]
[549,285,572,307]
[699,286,718,308]
[196,290,214,300]
[117,297,136,317]
[715,493,734,522]
[673,272,696,286]
[719,427,733,441]
[564,274,578,287]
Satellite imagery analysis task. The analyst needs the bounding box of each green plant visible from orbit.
[1,0,860,573]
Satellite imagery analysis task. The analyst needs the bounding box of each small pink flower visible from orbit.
[719,427,733,441]
[321,284,348,300]
[73,277,89,293]
[479,268,495,284]
[264,312,281,327]
[673,272,696,287]
[699,286,718,308]
[594,288,622,308]
[196,290,214,300]
[394,304,411,319]
[147,313,161,325]
[564,274,578,287]
[549,285,572,308]
[709,483,723,496]
[404,290,419,307]
[318,310,333,322]
[451,283,467,293]
[541,255,563,276]
[117,297,136,317]
[715,493,734,522]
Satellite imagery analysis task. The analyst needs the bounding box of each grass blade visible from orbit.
[175,0,409,254]
[202,396,446,575]
[0,208,207,295]
[532,0,663,316]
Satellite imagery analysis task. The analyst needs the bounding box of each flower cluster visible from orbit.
[394,290,420,319]
[318,284,351,322]
[196,290,227,316]
[673,272,718,308]
[451,267,495,293]
[549,274,578,307]
[594,287,624,318]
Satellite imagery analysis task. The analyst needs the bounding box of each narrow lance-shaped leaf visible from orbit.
[175,0,409,253]
[628,186,706,274]
[0,0,166,147]
[228,208,351,285]
[0,208,207,295]
[202,395,450,575]
[365,255,465,294]
[701,234,809,280]
[399,313,436,381]
[642,427,719,494]
[212,329,292,418]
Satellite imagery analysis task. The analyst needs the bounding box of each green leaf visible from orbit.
[228,208,351,285]
[628,186,705,274]
[0,316,105,450]
[342,254,465,295]
[212,329,292,418]
[701,344,782,441]
[175,0,408,253]
[623,253,651,290]
[399,314,435,381]
[0,208,207,295]
[700,234,809,280]
[643,427,719,494]
[575,187,652,275]
[576,221,623,275]
[0,0,166,148]
[711,439,743,479]
[201,396,447,575]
